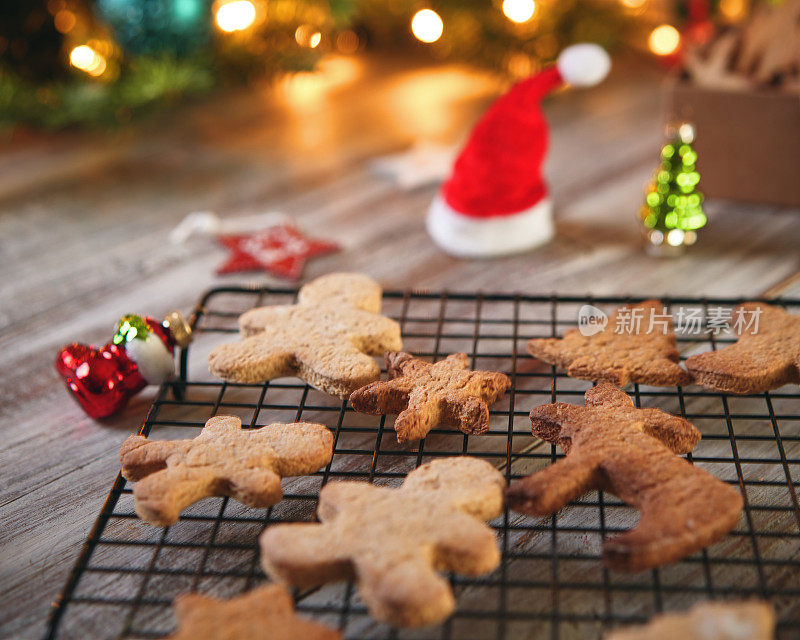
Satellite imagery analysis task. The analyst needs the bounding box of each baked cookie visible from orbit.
[208,273,402,398]
[606,600,775,640]
[506,383,743,571]
[120,416,333,526]
[685,302,800,394]
[528,300,691,386]
[260,457,505,627]
[167,583,341,640]
[350,352,510,443]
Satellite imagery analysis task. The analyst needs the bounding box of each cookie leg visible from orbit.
[225,468,284,508]
[132,467,217,526]
[602,472,743,571]
[442,395,490,435]
[260,524,354,587]
[506,456,601,516]
[394,390,443,442]
[358,558,456,627]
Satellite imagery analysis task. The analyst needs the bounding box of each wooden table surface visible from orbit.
[2,54,799,640]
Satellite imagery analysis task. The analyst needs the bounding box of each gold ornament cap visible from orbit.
[163,311,192,349]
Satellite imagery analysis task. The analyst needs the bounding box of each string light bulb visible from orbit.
[69,45,107,77]
[215,0,256,32]
[619,0,646,8]
[502,0,536,24]
[648,24,680,56]
[411,9,444,43]
[309,32,322,48]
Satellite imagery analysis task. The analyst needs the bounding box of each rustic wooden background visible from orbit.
[1,53,799,640]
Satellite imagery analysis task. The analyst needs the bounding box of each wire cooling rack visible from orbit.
[45,288,800,640]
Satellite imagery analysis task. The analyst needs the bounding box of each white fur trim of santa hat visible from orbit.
[125,333,175,385]
[427,194,554,257]
[557,43,611,87]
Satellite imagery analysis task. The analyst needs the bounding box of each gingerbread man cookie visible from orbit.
[528,300,691,387]
[606,600,775,640]
[167,583,341,640]
[208,273,403,398]
[350,352,510,443]
[120,416,333,526]
[506,383,743,571]
[260,457,505,627]
[686,302,800,394]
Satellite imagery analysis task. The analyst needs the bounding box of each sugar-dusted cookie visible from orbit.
[350,352,510,443]
[120,416,333,526]
[208,273,403,398]
[261,457,505,627]
[686,302,800,394]
[506,383,742,571]
[167,583,341,640]
[528,300,691,386]
[606,600,775,640]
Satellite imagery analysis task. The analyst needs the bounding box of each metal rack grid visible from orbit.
[46,288,800,640]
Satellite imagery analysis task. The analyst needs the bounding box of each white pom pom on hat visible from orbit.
[557,43,611,87]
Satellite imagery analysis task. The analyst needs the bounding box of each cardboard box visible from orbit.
[667,79,800,208]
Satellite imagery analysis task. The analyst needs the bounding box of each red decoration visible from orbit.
[442,66,562,218]
[215,223,340,280]
[55,313,191,419]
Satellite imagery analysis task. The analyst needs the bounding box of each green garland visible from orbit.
[1,55,214,130]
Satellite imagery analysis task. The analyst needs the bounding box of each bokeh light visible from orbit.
[648,24,680,56]
[502,0,536,24]
[54,10,76,34]
[309,32,322,48]
[411,9,444,44]
[215,0,256,32]
[719,0,746,20]
[619,0,647,8]
[69,45,107,77]
[336,30,360,54]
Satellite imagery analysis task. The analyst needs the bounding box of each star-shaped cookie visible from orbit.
[528,300,691,386]
[349,351,511,442]
[216,223,339,280]
[685,302,800,394]
[208,273,403,398]
[120,415,333,526]
[261,457,505,627]
[167,583,341,640]
[506,383,743,571]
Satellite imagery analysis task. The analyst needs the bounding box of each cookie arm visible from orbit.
[640,408,701,454]
[208,336,295,384]
[120,436,185,481]
[506,455,601,516]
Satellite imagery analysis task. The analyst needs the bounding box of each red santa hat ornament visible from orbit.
[427,43,611,256]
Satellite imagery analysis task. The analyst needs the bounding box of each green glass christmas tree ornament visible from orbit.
[640,123,707,255]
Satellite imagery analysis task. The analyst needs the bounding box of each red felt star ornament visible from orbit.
[216,224,340,280]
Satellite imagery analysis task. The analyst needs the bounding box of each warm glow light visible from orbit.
[309,31,322,48]
[54,10,76,33]
[666,229,686,246]
[648,24,680,56]
[336,30,359,54]
[619,0,646,8]
[502,0,536,23]
[70,45,107,77]
[411,9,443,43]
[215,0,256,32]
[719,0,746,20]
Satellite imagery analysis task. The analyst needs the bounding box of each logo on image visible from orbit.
[578,305,608,337]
